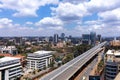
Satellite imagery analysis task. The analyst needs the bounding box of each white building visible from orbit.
[0,46,18,55]
[27,51,54,70]
[0,57,23,80]
[105,50,120,80]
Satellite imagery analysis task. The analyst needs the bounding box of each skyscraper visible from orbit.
[82,34,91,45]
[53,34,59,43]
[90,32,96,46]
[61,33,65,41]
[97,34,102,42]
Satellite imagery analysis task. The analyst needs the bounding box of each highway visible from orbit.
[79,57,98,80]
[40,42,107,80]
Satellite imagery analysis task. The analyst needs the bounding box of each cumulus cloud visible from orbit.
[98,8,120,22]
[0,18,13,28]
[35,17,63,30]
[51,2,89,22]
[0,0,59,17]
[85,0,120,13]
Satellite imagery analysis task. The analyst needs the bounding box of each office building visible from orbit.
[61,33,65,41]
[27,50,54,70]
[53,34,59,43]
[0,57,23,80]
[82,34,91,45]
[105,50,120,80]
[90,32,96,46]
[97,34,102,42]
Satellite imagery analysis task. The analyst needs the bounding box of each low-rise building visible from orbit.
[0,46,18,55]
[105,50,120,80]
[27,50,54,70]
[110,40,120,46]
[0,57,23,80]
[0,54,26,67]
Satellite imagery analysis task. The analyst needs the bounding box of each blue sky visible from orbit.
[0,0,120,37]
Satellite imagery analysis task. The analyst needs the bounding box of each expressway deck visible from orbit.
[40,42,106,80]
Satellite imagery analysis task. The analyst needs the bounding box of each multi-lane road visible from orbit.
[40,42,107,80]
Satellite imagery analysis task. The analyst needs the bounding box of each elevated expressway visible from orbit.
[40,42,107,80]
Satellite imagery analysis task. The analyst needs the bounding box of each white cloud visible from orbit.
[0,18,12,24]
[51,2,89,22]
[25,21,33,25]
[0,0,59,17]
[35,17,63,29]
[50,0,120,23]
[63,0,89,4]
[98,8,120,22]
[0,18,13,28]
[85,0,120,12]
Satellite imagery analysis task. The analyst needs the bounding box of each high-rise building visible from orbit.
[49,36,53,42]
[61,33,65,41]
[82,34,91,45]
[53,34,59,43]
[97,34,102,42]
[105,50,120,80]
[69,35,72,39]
[90,32,96,46]
[0,57,23,80]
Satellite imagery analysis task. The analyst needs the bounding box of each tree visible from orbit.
[73,44,92,57]
[63,53,74,63]
[49,62,55,67]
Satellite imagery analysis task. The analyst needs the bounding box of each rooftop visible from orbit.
[106,50,120,56]
[106,50,113,55]
[0,57,20,63]
[34,50,54,55]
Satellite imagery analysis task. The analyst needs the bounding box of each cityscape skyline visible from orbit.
[0,0,120,37]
